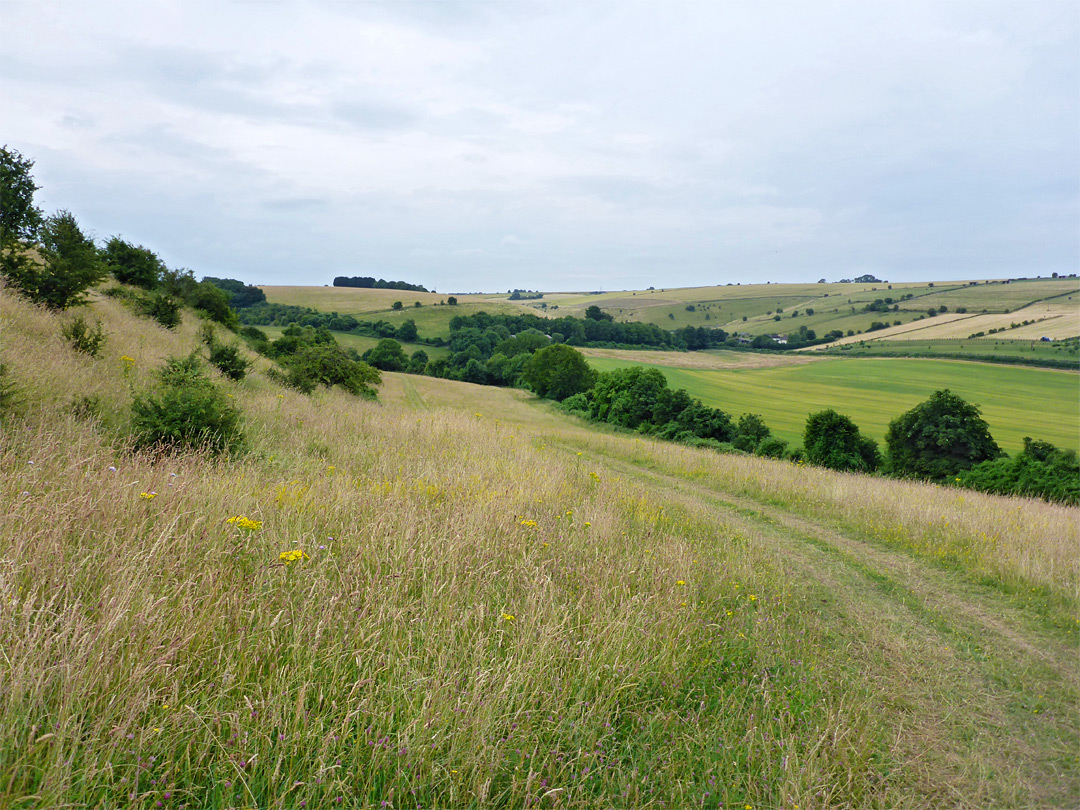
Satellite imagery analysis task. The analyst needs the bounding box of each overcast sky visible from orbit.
[3,0,1077,292]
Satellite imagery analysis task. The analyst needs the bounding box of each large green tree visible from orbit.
[804,409,881,472]
[0,146,42,245]
[101,236,166,288]
[521,343,596,401]
[1,146,44,293]
[885,389,1001,480]
[364,338,408,372]
[24,210,106,309]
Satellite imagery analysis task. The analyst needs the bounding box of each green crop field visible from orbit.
[586,354,1080,453]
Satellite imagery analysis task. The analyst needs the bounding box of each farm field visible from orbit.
[260,286,527,339]
[265,278,1079,354]
[585,354,1080,453]
[2,286,1078,808]
[825,338,1080,364]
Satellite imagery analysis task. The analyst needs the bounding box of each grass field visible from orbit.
[586,354,1080,453]
[825,338,1080,364]
[2,285,1078,808]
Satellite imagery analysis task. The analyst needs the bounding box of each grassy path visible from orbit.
[571,443,1080,808]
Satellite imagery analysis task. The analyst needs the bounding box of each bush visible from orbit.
[755,436,788,459]
[958,438,1079,505]
[61,313,106,357]
[273,343,381,397]
[138,291,182,328]
[208,341,250,381]
[130,356,244,456]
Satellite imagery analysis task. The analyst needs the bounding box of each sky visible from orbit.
[2,0,1077,292]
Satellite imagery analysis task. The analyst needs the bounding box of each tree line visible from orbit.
[332,276,429,292]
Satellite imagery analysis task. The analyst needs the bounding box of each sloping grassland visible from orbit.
[1,286,1077,808]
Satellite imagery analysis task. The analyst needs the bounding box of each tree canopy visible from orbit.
[885,389,1001,480]
[520,344,596,401]
[804,409,880,472]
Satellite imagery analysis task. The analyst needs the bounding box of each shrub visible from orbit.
[755,436,788,459]
[130,356,244,456]
[208,341,250,381]
[138,291,182,328]
[61,313,106,357]
[958,438,1079,505]
[273,343,380,397]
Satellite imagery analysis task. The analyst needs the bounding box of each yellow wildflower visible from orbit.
[676,580,686,586]
[502,613,515,623]
[227,515,262,530]
[279,549,309,564]
[139,491,157,500]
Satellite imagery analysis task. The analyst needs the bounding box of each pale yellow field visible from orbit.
[813,301,1079,347]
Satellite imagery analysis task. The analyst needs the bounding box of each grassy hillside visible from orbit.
[586,354,1080,454]
[1,285,1077,808]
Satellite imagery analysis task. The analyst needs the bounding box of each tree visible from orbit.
[804,409,880,472]
[29,210,107,309]
[584,304,613,322]
[101,237,166,288]
[885,389,1001,480]
[391,301,403,310]
[521,343,596,401]
[0,145,42,249]
[406,349,428,375]
[189,280,237,326]
[364,338,408,371]
[733,413,771,452]
[396,319,418,342]
[446,296,458,305]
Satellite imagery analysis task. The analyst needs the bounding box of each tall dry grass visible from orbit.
[1,285,1075,808]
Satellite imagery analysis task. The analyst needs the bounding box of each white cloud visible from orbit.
[2,0,1076,290]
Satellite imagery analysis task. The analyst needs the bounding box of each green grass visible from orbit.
[586,355,1080,453]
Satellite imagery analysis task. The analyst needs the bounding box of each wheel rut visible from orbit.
[568,442,1080,807]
